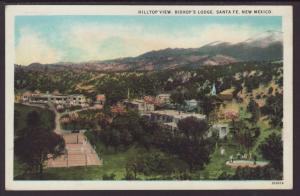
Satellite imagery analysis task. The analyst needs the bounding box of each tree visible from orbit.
[172,117,214,170]
[200,96,216,121]
[15,127,65,178]
[26,111,41,129]
[138,151,175,177]
[232,120,259,153]
[102,173,116,180]
[14,111,65,177]
[247,98,260,124]
[176,138,212,171]
[232,166,282,180]
[218,165,282,180]
[170,90,185,109]
[139,116,161,149]
[262,93,283,128]
[14,110,21,131]
[224,109,239,127]
[100,111,142,150]
[125,150,188,179]
[259,133,283,171]
[125,155,144,180]
[177,117,209,140]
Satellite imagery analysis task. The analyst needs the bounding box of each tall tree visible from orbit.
[177,117,209,140]
[232,120,259,153]
[247,98,260,124]
[200,96,216,122]
[259,133,283,171]
[173,117,214,170]
[170,90,185,109]
[15,111,65,177]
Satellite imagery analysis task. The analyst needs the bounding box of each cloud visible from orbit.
[16,23,265,64]
[63,23,262,62]
[15,29,62,65]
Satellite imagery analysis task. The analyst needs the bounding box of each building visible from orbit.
[143,96,160,106]
[111,103,126,114]
[94,94,106,109]
[184,99,198,111]
[156,93,171,104]
[95,94,106,105]
[149,110,206,130]
[208,123,230,139]
[124,99,155,113]
[21,92,87,106]
[218,88,234,101]
[21,91,32,102]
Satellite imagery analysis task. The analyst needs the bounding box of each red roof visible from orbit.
[143,96,160,106]
[22,91,32,97]
[96,94,106,101]
[111,104,125,114]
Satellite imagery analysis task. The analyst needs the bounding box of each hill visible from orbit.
[20,30,283,72]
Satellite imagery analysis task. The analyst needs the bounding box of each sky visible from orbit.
[15,15,282,65]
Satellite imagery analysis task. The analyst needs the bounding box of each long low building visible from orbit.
[21,92,87,106]
[149,110,206,130]
[124,99,155,114]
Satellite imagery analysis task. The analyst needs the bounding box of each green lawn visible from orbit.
[202,143,239,180]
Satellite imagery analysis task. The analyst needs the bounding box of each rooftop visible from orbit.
[157,93,171,97]
[163,122,177,128]
[185,99,198,103]
[151,110,206,120]
[96,94,106,100]
[220,88,235,95]
[30,93,85,97]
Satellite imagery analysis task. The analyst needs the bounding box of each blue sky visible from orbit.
[15,15,282,65]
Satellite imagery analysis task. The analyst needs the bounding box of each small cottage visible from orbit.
[208,123,230,139]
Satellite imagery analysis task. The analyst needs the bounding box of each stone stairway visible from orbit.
[46,133,102,168]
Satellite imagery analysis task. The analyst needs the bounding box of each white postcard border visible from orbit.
[5,5,293,190]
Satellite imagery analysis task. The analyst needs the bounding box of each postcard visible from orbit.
[5,5,293,190]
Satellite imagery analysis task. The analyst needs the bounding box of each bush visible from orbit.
[102,173,116,180]
[259,133,283,171]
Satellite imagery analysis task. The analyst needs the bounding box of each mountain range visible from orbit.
[21,30,283,72]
